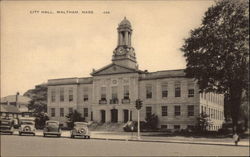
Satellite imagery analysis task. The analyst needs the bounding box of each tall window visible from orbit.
[51,108,55,117]
[60,88,64,102]
[68,107,73,114]
[111,86,118,99]
[123,85,129,99]
[161,84,168,98]
[60,108,64,117]
[69,88,73,102]
[146,85,152,99]
[84,108,88,117]
[162,106,168,116]
[51,89,56,102]
[188,105,194,116]
[146,106,152,118]
[188,89,194,97]
[83,87,88,102]
[175,82,181,97]
[174,105,181,116]
[100,87,106,100]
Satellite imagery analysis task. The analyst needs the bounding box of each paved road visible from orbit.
[1,134,249,156]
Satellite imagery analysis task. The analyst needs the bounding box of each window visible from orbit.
[69,88,73,102]
[161,106,168,116]
[146,106,152,118]
[123,85,129,99]
[68,107,73,114]
[174,105,181,116]
[161,84,168,98]
[83,87,89,102]
[188,105,194,116]
[91,111,93,121]
[111,86,118,99]
[100,87,106,100]
[146,85,152,99]
[60,88,64,102]
[84,108,88,117]
[51,108,55,117]
[188,89,194,97]
[175,82,181,97]
[51,89,56,102]
[174,125,180,130]
[60,108,64,117]
[187,125,194,130]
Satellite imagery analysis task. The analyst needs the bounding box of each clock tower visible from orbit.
[112,17,138,69]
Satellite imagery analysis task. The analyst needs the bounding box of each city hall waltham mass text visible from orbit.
[47,18,224,131]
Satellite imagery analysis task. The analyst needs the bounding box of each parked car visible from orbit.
[0,118,14,134]
[71,122,90,139]
[43,120,61,137]
[123,121,146,132]
[19,118,36,136]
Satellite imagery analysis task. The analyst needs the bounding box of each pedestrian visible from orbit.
[233,133,240,146]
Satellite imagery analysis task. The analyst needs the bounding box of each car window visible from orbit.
[47,122,58,126]
[21,121,34,125]
[0,121,11,125]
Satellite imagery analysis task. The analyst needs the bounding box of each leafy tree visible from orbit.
[181,0,249,133]
[34,112,49,129]
[24,84,47,114]
[196,112,213,132]
[66,110,85,129]
[145,114,158,130]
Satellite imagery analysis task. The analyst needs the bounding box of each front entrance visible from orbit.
[111,109,118,123]
[100,110,106,123]
[123,110,129,123]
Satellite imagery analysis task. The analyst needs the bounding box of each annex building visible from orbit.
[47,18,224,131]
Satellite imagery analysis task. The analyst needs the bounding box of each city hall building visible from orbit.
[47,18,224,130]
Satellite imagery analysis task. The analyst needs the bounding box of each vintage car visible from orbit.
[0,118,14,134]
[71,122,90,139]
[19,119,36,136]
[43,120,61,137]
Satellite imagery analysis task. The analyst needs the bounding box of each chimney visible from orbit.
[16,92,20,107]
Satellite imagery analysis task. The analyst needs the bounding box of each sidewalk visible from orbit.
[34,130,249,147]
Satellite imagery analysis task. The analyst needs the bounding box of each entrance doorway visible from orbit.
[111,109,118,123]
[123,110,129,123]
[100,110,106,123]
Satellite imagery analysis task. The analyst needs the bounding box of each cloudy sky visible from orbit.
[1,0,214,97]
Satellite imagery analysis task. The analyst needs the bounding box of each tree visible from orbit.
[145,114,158,130]
[24,84,47,114]
[66,110,85,129]
[196,113,213,132]
[181,0,249,133]
[34,112,49,129]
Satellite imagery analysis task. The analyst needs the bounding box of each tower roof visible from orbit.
[118,17,131,28]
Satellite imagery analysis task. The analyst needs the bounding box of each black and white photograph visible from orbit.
[0,0,249,156]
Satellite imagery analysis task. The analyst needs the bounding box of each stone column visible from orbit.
[119,33,123,45]
[128,33,131,46]
[106,109,111,122]
[125,32,128,45]
[118,109,123,122]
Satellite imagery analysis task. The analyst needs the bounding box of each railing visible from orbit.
[122,98,130,104]
[110,99,119,104]
[99,99,107,104]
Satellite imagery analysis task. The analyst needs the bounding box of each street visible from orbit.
[1,134,249,156]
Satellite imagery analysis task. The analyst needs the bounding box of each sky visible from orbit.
[1,0,215,97]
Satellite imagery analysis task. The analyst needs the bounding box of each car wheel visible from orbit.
[87,136,90,139]
[71,135,74,138]
[57,134,61,137]
[43,134,46,137]
[19,132,22,136]
[83,136,86,139]
[33,133,36,136]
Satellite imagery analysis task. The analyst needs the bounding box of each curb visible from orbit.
[90,137,249,147]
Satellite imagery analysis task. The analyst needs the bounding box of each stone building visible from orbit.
[47,17,224,131]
